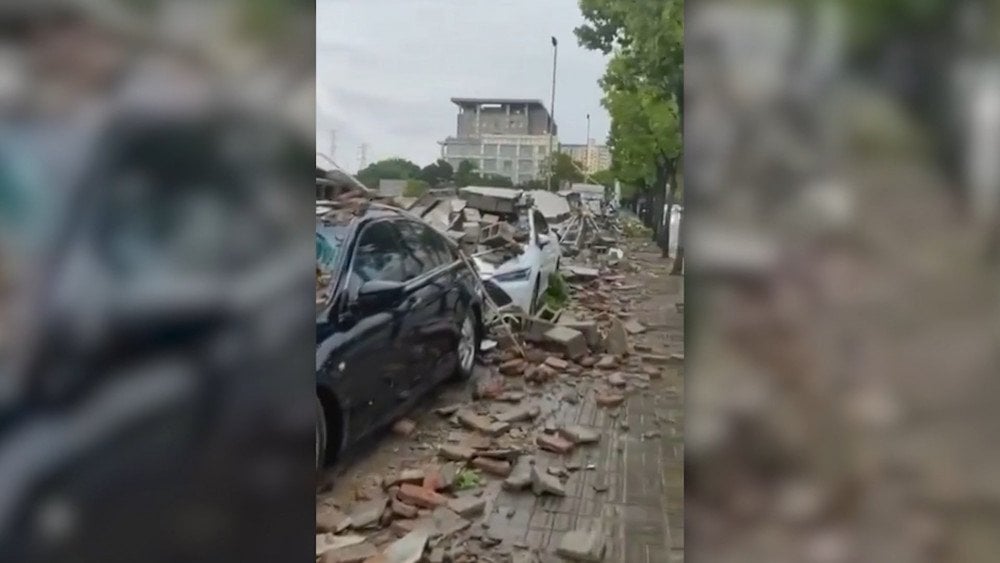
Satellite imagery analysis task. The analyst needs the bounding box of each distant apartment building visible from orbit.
[563,139,612,174]
[439,98,558,185]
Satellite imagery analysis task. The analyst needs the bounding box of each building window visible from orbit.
[483,144,499,155]
[483,159,497,172]
[538,146,547,155]
[502,160,513,172]
[518,159,534,172]
[519,145,533,157]
[499,145,517,158]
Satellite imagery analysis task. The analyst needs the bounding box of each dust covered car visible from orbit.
[315,202,483,468]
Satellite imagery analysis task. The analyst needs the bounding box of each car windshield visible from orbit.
[316,224,348,273]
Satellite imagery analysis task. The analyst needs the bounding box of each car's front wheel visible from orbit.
[454,310,479,380]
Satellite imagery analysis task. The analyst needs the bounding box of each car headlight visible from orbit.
[492,268,531,283]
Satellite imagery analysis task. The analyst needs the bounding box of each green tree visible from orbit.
[454,160,478,188]
[477,174,515,188]
[403,179,430,197]
[517,179,548,191]
[545,152,586,190]
[590,169,616,189]
[577,0,682,259]
[356,157,421,190]
[418,159,454,187]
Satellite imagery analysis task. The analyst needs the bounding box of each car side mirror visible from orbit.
[537,234,552,247]
[354,280,405,313]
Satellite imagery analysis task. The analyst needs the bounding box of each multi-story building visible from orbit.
[439,98,558,185]
[563,139,612,174]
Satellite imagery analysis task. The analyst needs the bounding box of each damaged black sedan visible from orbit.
[315,202,483,468]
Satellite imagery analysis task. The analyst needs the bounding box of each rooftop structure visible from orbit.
[441,97,559,185]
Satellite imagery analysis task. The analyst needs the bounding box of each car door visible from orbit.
[323,219,411,439]
[533,210,560,278]
[393,219,455,390]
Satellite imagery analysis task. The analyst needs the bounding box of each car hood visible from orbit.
[473,249,537,280]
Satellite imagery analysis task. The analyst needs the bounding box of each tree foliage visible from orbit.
[590,169,616,189]
[418,159,454,187]
[403,179,430,197]
[545,152,586,189]
[577,0,683,255]
[356,157,421,190]
[453,159,514,188]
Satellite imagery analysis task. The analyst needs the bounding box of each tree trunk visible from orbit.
[650,180,666,244]
[662,160,679,258]
[670,245,684,275]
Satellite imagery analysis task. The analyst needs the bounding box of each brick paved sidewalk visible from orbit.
[319,240,683,563]
[480,244,683,563]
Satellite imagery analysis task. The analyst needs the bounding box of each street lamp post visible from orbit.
[547,36,558,190]
[586,113,591,172]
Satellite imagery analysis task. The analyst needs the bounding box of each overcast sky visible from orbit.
[316,0,611,172]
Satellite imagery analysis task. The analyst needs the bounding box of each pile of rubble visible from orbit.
[316,247,680,563]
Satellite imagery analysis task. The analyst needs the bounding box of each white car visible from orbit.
[473,207,561,314]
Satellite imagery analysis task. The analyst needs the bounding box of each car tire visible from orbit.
[454,308,479,380]
[315,395,327,470]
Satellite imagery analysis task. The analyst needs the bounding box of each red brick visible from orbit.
[499,359,526,375]
[390,497,418,519]
[396,483,448,509]
[536,433,575,454]
[642,365,663,379]
[391,418,416,437]
[471,456,512,477]
[595,392,625,408]
[544,356,569,370]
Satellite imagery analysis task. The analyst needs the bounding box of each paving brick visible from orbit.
[471,456,512,477]
[495,404,540,423]
[542,326,588,360]
[503,456,534,491]
[536,433,575,454]
[390,497,419,519]
[544,356,570,370]
[594,392,625,408]
[382,469,425,489]
[604,318,630,356]
[530,465,566,496]
[556,529,607,562]
[397,484,448,509]
[447,496,486,518]
[499,358,526,375]
[595,355,619,369]
[457,410,510,436]
[391,418,416,437]
[348,497,388,530]
[558,425,601,445]
[319,541,379,563]
[558,320,603,351]
[438,444,475,461]
[316,504,352,533]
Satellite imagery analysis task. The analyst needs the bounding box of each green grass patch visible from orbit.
[455,468,484,490]
[542,271,570,309]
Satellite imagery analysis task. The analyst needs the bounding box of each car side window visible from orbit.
[533,210,550,238]
[424,226,459,267]
[351,221,407,284]
[396,220,451,278]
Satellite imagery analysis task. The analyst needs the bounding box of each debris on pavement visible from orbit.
[317,213,683,561]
